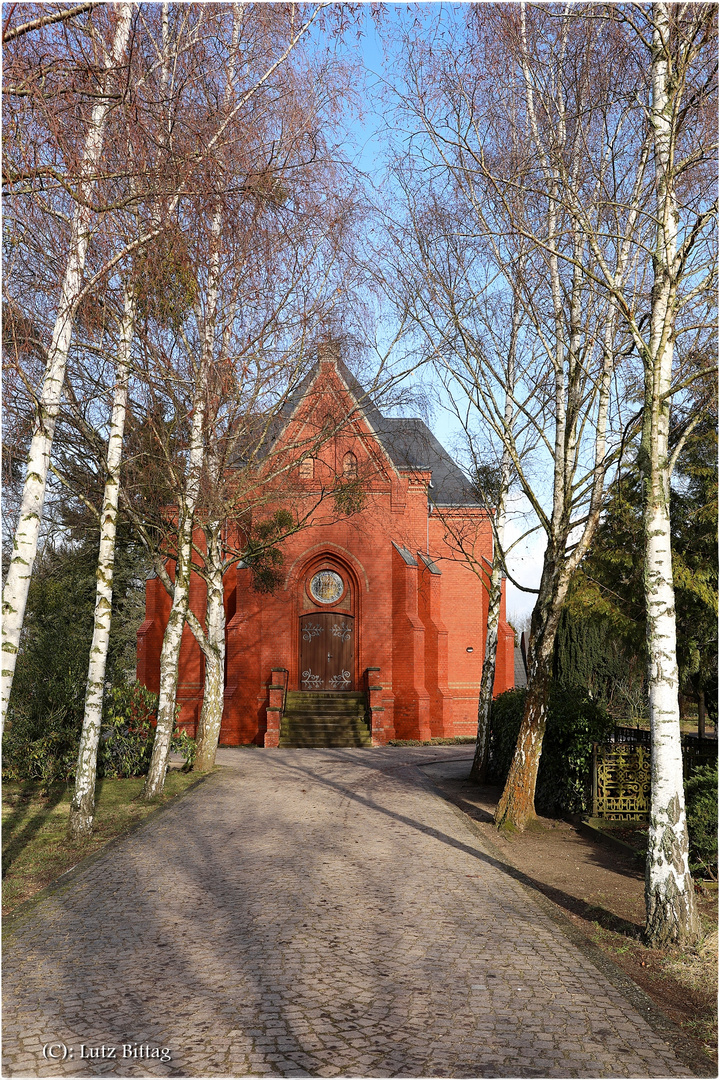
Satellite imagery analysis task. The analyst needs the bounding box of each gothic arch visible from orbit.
[284,542,370,594]
[289,547,364,691]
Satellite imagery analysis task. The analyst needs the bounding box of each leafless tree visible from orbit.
[383,5,641,825]
[384,1,716,947]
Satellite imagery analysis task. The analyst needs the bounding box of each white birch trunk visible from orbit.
[1,3,133,721]
[69,284,136,837]
[194,525,226,771]
[642,2,700,946]
[141,449,201,800]
[142,206,224,799]
[471,301,518,783]
[470,509,506,783]
[143,8,243,794]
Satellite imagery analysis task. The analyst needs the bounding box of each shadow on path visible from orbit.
[266,751,644,938]
[423,782,645,936]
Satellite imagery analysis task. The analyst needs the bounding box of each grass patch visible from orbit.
[2,771,202,914]
[388,737,476,747]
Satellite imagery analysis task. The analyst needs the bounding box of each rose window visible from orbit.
[309,570,343,604]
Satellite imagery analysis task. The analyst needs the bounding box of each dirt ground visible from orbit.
[420,755,718,1066]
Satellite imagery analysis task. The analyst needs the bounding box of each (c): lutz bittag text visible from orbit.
[43,1042,172,1062]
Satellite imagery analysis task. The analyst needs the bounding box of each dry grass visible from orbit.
[587,909,718,1056]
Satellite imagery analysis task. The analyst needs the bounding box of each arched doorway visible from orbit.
[298,561,357,691]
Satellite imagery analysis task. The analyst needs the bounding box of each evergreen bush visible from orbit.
[685,763,718,878]
[488,686,614,815]
[2,542,195,787]
[1,709,79,790]
[98,682,195,778]
[3,682,195,788]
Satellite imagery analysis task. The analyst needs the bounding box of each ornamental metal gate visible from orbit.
[592,743,651,819]
[299,613,355,691]
[592,732,717,819]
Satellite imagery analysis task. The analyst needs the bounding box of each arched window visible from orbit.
[343,451,358,479]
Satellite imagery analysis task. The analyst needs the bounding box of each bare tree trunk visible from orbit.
[1,4,133,720]
[642,412,699,941]
[494,658,551,828]
[470,551,504,784]
[194,525,226,772]
[470,299,518,784]
[143,7,248,793]
[697,690,706,740]
[142,496,197,800]
[142,191,224,797]
[642,1,700,947]
[69,284,136,837]
[494,562,565,829]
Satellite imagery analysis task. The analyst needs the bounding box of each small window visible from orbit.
[343,451,358,479]
[299,457,314,479]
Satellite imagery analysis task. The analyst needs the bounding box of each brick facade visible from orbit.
[137,350,515,745]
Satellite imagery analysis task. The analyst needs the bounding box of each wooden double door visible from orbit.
[300,613,354,691]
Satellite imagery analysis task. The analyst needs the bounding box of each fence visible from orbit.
[592,729,717,819]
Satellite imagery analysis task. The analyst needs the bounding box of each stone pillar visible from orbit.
[391,542,432,740]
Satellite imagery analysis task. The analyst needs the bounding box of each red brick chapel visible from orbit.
[137,345,515,747]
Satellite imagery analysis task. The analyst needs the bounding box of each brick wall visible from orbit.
[137,360,515,745]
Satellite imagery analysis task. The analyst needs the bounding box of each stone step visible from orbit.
[285,691,365,707]
[282,719,369,734]
[279,708,372,748]
[284,700,366,710]
[285,706,366,718]
[279,728,372,748]
[278,737,372,748]
[280,689,371,747]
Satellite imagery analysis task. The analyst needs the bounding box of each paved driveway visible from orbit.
[2,748,698,1078]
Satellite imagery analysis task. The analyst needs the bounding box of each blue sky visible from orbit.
[317,4,545,622]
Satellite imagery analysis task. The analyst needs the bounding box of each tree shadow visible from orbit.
[270,752,646,939]
[2,782,68,876]
[424,780,646,937]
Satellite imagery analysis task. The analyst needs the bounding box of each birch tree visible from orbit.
[468,300,521,783]
[537,2,716,944]
[388,2,715,940]
[138,2,357,796]
[68,2,191,836]
[582,2,715,946]
[2,2,134,719]
[68,283,136,836]
[385,5,646,826]
[5,3,341,824]
[2,2,329,729]
[636,3,706,945]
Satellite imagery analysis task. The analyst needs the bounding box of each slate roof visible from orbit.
[372,415,478,507]
[331,359,477,507]
[514,645,527,689]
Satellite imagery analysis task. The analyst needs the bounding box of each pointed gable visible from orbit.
[265,340,479,507]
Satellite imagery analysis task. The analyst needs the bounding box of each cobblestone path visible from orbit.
[3,748,697,1078]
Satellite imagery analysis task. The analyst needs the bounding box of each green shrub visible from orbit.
[98,682,159,779]
[685,763,718,878]
[99,681,195,777]
[2,705,80,789]
[488,685,614,815]
[3,681,195,786]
